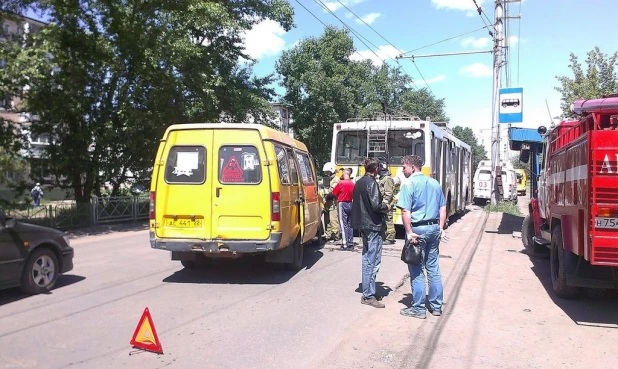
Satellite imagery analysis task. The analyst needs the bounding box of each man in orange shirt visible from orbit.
[333,168,355,250]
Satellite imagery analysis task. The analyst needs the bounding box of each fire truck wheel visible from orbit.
[521,215,549,258]
[550,226,581,299]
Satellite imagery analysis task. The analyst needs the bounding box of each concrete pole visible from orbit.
[490,0,504,205]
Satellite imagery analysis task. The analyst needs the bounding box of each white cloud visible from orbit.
[350,45,400,66]
[461,37,491,48]
[355,12,381,24]
[323,0,366,12]
[507,36,519,45]
[460,63,493,78]
[431,0,484,11]
[423,75,447,84]
[241,19,287,60]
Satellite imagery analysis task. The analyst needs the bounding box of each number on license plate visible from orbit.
[595,217,618,229]
[165,219,203,228]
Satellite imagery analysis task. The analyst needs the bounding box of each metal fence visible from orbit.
[1,196,149,231]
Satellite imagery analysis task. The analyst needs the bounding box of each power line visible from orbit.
[330,0,434,92]
[471,0,496,36]
[399,25,490,55]
[293,0,329,28]
[313,0,428,93]
[333,0,393,49]
[312,0,387,64]
[292,0,367,61]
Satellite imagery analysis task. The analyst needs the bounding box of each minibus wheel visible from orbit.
[287,236,304,271]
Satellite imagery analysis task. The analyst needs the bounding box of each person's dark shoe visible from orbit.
[361,297,385,308]
[430,310,442,316]
[345,246,355,251]
[400,307,426,319]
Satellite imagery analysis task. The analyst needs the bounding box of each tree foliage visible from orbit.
[1,1,294,202]
[275,27,448,166]
[555,46,618,117]
[451,126,487,172]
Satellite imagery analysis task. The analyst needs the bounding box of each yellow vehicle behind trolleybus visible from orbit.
[149,123,322,270]
[330,115,473,229]
[515,168,526,195]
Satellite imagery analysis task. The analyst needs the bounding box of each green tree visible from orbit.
[451,126,487,171]
[276,27,448,166]
[276,27,370,166]
[555,46,618,117]
[1,1,294,202]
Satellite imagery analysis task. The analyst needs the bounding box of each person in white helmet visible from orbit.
[319,162,341,243]
[31,182,44,207]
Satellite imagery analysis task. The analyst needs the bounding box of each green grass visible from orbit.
[485,202,522,216]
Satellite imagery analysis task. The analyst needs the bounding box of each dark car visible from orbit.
[0,211,74,294]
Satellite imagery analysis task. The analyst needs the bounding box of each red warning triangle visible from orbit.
[222,155,244,182]
[130,307,163,354]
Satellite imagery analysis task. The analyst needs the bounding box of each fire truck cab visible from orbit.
[522,95,618,298]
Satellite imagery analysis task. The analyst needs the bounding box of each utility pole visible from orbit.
[490,0,504,205]
[397,1,520,205]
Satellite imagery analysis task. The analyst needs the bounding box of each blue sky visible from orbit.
[23,1,618,137]
[245,0,618,135]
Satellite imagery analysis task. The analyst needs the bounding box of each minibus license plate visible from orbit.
[166,219,203,228]
[595,217,618,229]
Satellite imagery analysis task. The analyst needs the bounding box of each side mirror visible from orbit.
[537,126,548,135]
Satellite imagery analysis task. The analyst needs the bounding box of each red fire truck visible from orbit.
[522,95,618,298]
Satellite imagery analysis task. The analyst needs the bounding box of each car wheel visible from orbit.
[21,248,59,294]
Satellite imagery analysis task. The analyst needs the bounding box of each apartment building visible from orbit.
[1,12,51,186]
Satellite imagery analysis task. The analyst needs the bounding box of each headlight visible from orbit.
[63,235,71,246]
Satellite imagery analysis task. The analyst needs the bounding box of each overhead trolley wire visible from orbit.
[399,25,491,55]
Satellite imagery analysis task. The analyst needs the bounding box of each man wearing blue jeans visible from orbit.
[351,157,390,308]
[396,155,447,319]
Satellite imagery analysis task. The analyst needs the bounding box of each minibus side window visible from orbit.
[218,145,262,184]
[165,145,206,184]
[274,146,291,185]
[295,151,315,185]
[285,148,299,185]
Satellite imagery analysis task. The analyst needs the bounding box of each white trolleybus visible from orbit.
[330,115,473,229]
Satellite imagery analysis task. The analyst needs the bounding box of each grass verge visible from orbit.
[485,202,522,216]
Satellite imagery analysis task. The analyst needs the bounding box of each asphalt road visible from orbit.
[3,202,616,369]
[0,221,413,369]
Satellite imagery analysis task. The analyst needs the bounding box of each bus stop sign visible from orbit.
[499,87,523,123]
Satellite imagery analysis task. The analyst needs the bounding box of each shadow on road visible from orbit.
[484,212,524,235]
[0,274,86,306]
[355,282,393,300]
[528,256,618,327]
[162,247,324,285]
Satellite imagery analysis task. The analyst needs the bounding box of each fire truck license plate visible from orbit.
[595,217,618,229]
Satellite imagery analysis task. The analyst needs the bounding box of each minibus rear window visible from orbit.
[218,145,262,184]
[164,146,206,184]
